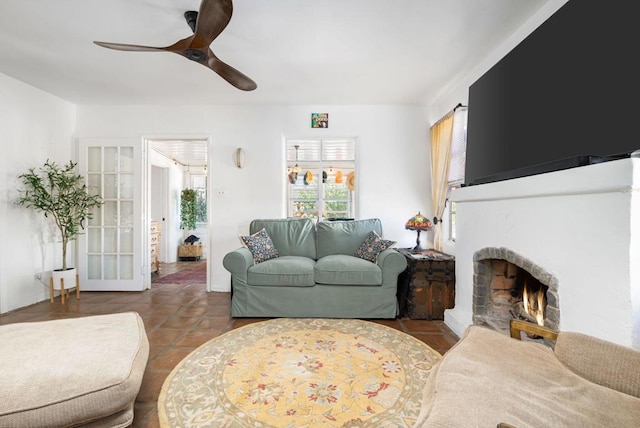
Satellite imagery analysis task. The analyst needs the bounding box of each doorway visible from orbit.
[145,136,211,289]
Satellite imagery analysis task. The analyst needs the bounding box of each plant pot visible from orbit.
[50,268,79,304]
[51,268,78,291]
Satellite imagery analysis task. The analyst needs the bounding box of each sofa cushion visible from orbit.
[316,218,383,259]
[240,228,279,264]
[0,312,149,428]
[354,230,396,263]
[414,325,640,428]
[250,218,316,259]
[315,255,382,285]
[247,256,316,286]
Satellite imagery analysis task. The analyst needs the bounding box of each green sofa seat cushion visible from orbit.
[314,255,382,285]
[247,256,315,286]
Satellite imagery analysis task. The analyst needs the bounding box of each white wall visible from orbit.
[0,73,76,313]
[76,104,431,292]
[151,165,163,222]
[449,158,639,348]
[149,149,185,264]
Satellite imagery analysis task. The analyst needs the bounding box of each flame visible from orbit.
[536,292,544,325]
[523,281,545,326]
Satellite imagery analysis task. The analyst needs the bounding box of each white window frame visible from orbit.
[190,174,207,225]
[286,138,356,221]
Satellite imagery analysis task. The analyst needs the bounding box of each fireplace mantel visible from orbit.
[447,157,640,348]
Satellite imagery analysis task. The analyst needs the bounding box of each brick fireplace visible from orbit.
[472,247,559,336]
[446,156,640,349]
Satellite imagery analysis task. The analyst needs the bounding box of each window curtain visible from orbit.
[430,112,454,250]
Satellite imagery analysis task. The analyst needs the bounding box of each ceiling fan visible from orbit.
[94,0,257,91]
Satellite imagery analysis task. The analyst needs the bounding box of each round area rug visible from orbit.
[158,318,441,427]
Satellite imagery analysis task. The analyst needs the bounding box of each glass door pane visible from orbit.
[79,140,143,291]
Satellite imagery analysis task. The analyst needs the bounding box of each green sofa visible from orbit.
[223,218,407,318]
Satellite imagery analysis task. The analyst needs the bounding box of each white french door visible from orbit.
[78,138,146,291]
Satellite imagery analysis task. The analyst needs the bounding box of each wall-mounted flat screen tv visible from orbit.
[465,0,638,186]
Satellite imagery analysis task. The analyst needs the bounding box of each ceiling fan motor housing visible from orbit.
[184,11,209,63]
[184,11,198,33]
[185,49,207,62]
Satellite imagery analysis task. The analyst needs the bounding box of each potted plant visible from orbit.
[17,160,104,292]
[178,188,201,260]
[180,188,198,231]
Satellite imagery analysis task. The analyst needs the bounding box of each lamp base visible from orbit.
[412,229,424,253]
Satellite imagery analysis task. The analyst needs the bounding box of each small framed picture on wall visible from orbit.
[311,113,328,128]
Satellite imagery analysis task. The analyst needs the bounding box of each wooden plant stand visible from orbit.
[49,274,80,304]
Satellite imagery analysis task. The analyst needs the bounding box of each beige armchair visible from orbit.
[414,319,640,427]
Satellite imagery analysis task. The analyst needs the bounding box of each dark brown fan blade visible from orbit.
[207,49,257,91]
[93,0,257,90]
[93,41,166,52]
[191,0,233,48]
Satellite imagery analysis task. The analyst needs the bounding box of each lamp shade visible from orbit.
[405,211,433,231]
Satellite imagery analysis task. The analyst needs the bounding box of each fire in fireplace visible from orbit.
[505,270,549,325]
[472,247,559,336]
[520,276,548,326]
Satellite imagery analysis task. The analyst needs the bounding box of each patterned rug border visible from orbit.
[158,318,441,428]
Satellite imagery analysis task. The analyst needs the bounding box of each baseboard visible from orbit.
[444,308,472,339]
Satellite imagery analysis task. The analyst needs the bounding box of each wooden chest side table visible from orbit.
[397,248,456,320]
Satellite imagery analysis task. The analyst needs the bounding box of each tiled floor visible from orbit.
[0,261,460,428]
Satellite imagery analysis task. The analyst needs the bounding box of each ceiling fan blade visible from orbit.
[93,41,166,52]
[207,50,257,91]
[93,0,257,91]
[191,0,233,48]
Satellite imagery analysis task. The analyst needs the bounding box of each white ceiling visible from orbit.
[0,0,553,165]
[150,138,209,167]
[0,0,550,107]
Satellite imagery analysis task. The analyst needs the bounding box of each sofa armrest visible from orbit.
[510,319,640,398]
[555,331,640,398]
[377,249,407,273]
[222,248,253,281]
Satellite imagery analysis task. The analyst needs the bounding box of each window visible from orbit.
[191,175,207,224]
[447,108,468,240]
[286,139,356,220]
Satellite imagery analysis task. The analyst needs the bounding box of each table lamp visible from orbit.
[405,211,433,252]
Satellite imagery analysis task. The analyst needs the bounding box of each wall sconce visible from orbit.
[235,147,245,169]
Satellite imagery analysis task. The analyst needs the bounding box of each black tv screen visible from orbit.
[465,0,639,186]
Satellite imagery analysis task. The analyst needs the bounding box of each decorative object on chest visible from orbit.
[397,248,455,320]
[150,221,161,273]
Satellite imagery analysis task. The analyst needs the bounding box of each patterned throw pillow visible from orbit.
[354,230,396,263]
[239,228,279,264]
